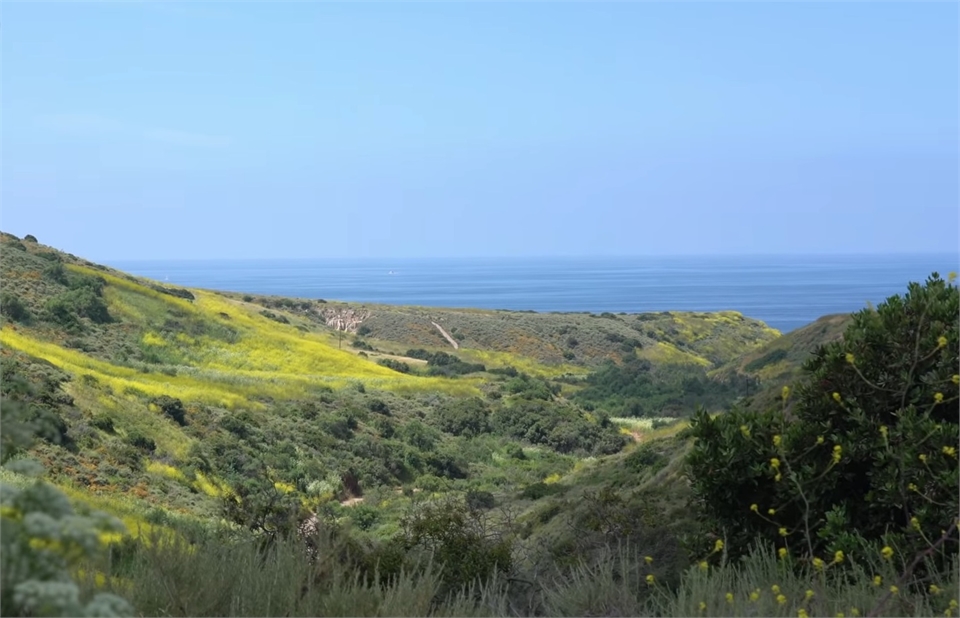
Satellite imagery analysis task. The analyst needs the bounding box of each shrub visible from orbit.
[0,292,30,323]
[687,273,959,564]
[430,397,491,438]
[399,497,513,592]
[150,395,188,426]
[377,358,410,374]
[23,234,37,242]
[126,431,156,453]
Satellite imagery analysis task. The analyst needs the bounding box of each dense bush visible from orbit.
[430,397,492,438]
[574,356,756,417]
[0,292,30,322]
[492,400,626,456]
[687,273,959,566]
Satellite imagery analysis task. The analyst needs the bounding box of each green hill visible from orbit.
[711,313,852,412]
[5,231,953,618]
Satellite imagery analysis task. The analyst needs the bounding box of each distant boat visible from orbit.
[388,270,396,275]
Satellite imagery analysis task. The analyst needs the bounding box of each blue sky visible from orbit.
[2,2,957,260]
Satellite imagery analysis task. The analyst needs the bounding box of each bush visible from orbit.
[430,397,491,438]
[687,273,959,564]
[0,292,30,323]
[377,358,410,374]
[399,497,513,592]
[126,431,156,453]
[150,395,187,426]
[44,288,111,327]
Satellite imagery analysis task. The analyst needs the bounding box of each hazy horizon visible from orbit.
[2,2,957,261]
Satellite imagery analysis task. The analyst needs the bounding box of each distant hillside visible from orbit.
[711,313,852,412]
[0,230,781,524]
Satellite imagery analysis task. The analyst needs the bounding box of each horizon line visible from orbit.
[101,251,960,263]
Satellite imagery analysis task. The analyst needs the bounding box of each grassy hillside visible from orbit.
[6,231,949,618]
[711,313,851,412]
[0,232,778,526]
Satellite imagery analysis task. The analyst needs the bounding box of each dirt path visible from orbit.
[431,321,459,350]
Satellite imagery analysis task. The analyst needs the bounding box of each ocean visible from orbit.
[108,254,958,334]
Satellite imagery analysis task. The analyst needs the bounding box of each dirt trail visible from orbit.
[431,322,459,350]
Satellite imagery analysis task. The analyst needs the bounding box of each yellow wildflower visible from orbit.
[911,517,921,531]
[646,574,655,585]
[750,503,759,513]
[908,483,918,492]
[777,594,787,605]
[713,539,724,553]
[879,425,888,438]
[935,392,944,404]
[644,555,653,564]
[740,425,751,438]
[833,550,845,563]
[873,575,883,586]
[832,392,843,403]
[837,613,845,618]
[770,457,781,469]
[920,454,929,464]
[699,561,708,571]
[772,585,781,594]
[938,336,948,348]
[805,589,815,600]
[775,473,782,482]
[798,610,809,618]
[725,592,734,604]
[950,599,958,609]
[930,584,943,595]
[782,385,790,400]
[949,272,958,282]
[889,585,899,595]
[768,508,776,515]
[816,435,825,444]
[881,546,894,560]
[952,374,959,385]
[778,547,788,560]
[851,609,861,617]
[773,434,782,447]
[845,353,855,364]
[698,601,707,612]
[813,557,825,570]
[943,446,957,458]
[779,527,789,537]
[749,590,760,602]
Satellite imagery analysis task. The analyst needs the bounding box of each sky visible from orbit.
[1,2,958,260]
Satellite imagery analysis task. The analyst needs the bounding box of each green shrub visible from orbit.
[687,273,959,565]
[0,292,30,323]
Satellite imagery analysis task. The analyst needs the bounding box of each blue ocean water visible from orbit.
[108,254,958,334]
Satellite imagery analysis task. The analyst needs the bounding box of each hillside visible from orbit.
[711,313,852,412]
[7,232,952,618]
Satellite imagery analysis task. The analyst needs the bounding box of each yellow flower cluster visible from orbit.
[832,444,843,464]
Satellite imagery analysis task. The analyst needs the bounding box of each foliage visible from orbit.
[399,496,514,593]
[574,356,757,418]
[687,273,959,567]
[1,292,32,322]
[1,371,132,617]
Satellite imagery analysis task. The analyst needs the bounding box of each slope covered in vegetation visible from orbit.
[1,231,956,618]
